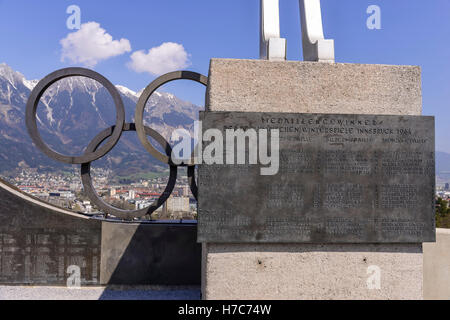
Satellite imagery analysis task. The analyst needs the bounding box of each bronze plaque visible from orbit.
[197,111,435,243]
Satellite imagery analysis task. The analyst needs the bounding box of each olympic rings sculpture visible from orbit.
[25,67,207,219]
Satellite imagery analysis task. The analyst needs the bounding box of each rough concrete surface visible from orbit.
[206,59,422,115]
[203,243,423,300]
[202,58,426,300]
[423,229,450,300]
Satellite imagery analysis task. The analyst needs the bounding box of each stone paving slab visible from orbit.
[0,286,201,300]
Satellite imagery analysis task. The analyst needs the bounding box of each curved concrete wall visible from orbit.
[0,178,101,285]
[0,178,201,286]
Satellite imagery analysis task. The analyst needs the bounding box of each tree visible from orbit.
[436,198,450,228]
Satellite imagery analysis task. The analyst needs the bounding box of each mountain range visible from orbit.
[0,63,202,177]
[1,63,449,184]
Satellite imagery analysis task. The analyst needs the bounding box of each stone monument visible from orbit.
[198,0,435,299]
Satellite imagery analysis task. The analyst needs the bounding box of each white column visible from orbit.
[299,0,334,62]
[260,0,286,61]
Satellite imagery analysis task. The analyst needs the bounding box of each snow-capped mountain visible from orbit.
[0,63,202,174]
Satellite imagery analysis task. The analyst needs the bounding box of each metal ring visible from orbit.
[135,71,208,166]
[187,166,197,200]
[81,123,177,220]
[25,67,125,164]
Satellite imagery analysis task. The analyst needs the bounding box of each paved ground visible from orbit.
[0,285,201,300]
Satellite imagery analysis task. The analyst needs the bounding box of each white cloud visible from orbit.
[60,22,131,67]
[128,42,191,76]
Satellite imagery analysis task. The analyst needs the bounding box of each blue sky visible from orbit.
[0,0,449,152]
